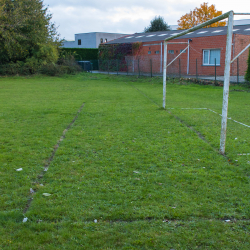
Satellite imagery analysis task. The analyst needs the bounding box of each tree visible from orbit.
[245,49,250,82]
[0,0,59,66]
[144,16,171,33]
[177,2,226,30]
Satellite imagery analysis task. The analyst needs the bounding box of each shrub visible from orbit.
[0,50,81,76]
[60,48,98,61]
[39,53,82,76]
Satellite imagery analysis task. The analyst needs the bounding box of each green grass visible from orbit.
[1,73,250,249]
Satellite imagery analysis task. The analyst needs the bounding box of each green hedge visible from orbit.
[61,48,98,61]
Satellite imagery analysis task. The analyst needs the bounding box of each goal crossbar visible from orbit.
[164,11,232,43]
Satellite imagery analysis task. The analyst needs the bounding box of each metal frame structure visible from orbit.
[164,42,189,69]
[162,11,250,154]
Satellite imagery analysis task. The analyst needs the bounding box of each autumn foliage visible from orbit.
[177,3,226,30]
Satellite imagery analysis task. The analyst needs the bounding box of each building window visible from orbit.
[105,38,107,43]
[155,50,160,54]
[148,51,151,54]
[78,39,81,45]
[180,49,186,53]
[100,38,103,43]
[168,50,174,54]
[203,49,220,65]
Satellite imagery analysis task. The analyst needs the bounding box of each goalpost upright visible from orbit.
[162,11,249,154]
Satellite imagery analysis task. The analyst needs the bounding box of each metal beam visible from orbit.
[234,13,250,15]
[231,43,250,63]
[163,41,167,108]
[165,11,232,42]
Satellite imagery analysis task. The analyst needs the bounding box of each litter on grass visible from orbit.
[237,153,250,156]
[42,193,51,196]
[94,219,97,223]
[133,171,140,174]
[225,220,231,222]
[30,188,35,194]
[16,168,23,171]
[23,217,28,223]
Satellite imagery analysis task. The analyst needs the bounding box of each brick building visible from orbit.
[105,25,250,76]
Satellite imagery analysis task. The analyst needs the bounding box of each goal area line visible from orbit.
[166,107,250,129]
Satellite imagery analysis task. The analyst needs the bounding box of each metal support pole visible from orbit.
[179,59,181,78]
[219,11,234,154]
[108,60,109,74]
[117,59,118,75]
[215,58,217,85]
[163,41,167,108]
[196,58,198,79]
[138,59,140,77]
[150,59,152,77]
[160,42,163,73]
[237,58,239,84]
[187,40,190,75]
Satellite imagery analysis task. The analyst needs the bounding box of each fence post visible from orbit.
[215,58,217,85]
[196,58,198,79]
[117,59,118,75]
[138,59,140,77]
[150,59,152,77]
[179,58,181,78]
[108,60,109,74]
[237,57,239,84]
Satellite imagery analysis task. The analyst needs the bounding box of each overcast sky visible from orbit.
[42,0,250,40]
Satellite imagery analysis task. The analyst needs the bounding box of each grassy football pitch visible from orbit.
[0,73,250,249]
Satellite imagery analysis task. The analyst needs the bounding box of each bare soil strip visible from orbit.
[23,103,85,214]
[127,83,230,157]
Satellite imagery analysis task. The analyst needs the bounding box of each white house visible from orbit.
[62,32,129,49]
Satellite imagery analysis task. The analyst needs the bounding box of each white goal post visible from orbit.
[162,11,250,154]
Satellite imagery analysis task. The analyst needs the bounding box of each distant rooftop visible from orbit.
[230,19,250,26]
[106,24,250,45]
[169,25,178,30]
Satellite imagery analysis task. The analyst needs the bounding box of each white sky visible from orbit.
[42,0,250,40]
